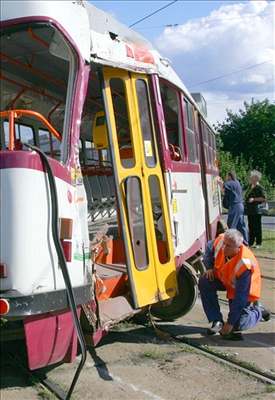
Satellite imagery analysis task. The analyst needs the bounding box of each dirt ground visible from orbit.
[1,257,275,400]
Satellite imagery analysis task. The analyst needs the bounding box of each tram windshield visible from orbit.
[0,22,77,161]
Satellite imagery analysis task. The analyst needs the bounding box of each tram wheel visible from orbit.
[150,266,198,321]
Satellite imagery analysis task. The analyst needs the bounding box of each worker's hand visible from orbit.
[220,322,233,335]
[204,269,215,281]
[248,197,254,203]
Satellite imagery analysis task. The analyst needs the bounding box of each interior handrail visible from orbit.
[0,109,62,150]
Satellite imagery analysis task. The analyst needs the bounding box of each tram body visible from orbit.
[0,0,222,371]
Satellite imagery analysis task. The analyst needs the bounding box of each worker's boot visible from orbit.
[254,301,271,321]
[206,321,223,335]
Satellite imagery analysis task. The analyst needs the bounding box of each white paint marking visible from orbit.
[109,373,166,400]
[83,360,166,400]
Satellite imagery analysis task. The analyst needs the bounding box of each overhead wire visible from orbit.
[189,60,272,88]
[134,10,273,30]
[129,0,178,28]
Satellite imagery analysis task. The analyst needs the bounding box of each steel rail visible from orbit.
[261,275,275,282]
[172,334,275,385]
[147,318,275,386]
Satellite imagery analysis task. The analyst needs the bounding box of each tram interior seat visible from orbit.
[83,170,116,222]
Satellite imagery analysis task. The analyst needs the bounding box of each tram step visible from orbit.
[98,296,138,326]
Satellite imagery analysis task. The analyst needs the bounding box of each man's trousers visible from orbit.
[198,276,262,330]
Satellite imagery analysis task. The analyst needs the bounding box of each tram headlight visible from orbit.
[0,299,10,315]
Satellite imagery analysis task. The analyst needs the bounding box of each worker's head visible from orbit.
[250,170,262,185]
[226,171,236,181]
[223,229,243,257]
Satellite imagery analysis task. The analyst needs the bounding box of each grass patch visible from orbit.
[111,320,138,331]
[253,229,275,256]
[140,350,165,360]
[266,384,275,393]
[37,387,56,400]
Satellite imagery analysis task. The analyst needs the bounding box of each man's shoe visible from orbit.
[260,307,271,322]
[254,302,271,321]
[206,321,223,335]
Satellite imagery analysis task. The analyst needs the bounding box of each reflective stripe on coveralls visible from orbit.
[213,234,261,302]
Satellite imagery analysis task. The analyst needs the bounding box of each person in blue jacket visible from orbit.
[218,171,249,245]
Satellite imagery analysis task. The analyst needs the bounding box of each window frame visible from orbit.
[182,97,199,164]
[159,79,186,163]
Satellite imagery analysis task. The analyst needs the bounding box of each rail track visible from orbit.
[261,274,275,282]
[147,317,275,387]
[4,350,69,400]
[2,313,274,400]
[2,311,275,399]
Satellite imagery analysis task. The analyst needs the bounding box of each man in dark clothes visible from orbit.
[245,170,266,248]
[218,171,249,245]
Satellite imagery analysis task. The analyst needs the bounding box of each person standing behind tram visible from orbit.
[245,170,266,248]
[218,171,249,245]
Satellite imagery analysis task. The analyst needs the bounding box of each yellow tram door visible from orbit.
[101,68,177,308]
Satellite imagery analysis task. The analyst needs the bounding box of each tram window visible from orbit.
[38,129,52,154]
[160,82,183,161]
[208,130,213,165]
[184,100,198,163]
[4,121,34,150]
[208,130,217,168]
[148,175,169,264]
[38,128,61,159]
[3,121,19,148]
[125,176,149,270]
[202,123,211,167]
[18,125,34,148]
[85,141,98,164]
[212,133,217,165]
[135,79,157,168]
[79,139,84,164]
[110,78,135,168]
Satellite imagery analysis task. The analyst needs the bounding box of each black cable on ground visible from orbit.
[25,144,87,400]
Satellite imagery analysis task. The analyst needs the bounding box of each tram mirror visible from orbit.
[93,111,109,149]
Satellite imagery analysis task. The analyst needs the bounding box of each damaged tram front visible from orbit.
[0,0,221,373]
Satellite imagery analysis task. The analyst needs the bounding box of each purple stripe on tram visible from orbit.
[0,151,72,184]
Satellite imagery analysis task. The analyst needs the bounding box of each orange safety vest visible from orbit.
[213,234,261,301]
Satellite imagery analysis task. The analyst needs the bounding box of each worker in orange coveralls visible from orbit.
[199,229,270,340]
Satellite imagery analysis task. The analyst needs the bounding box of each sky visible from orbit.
[91,0,275,126]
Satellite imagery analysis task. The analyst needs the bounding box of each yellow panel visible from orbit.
[130,74,177,301]
[93,111,108,149]
[103,68,177,307]
[103,69,159,307]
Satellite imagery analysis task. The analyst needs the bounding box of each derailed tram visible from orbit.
[0,0,222,376]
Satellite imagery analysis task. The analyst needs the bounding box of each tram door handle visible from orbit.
[141,167,145,177]
[173,220,179,248]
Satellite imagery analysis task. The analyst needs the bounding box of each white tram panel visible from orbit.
[167,171,205,255]
[0,167,88,295]
[206,174,220,225]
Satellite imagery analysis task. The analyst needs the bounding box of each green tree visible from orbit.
[218,151,251,186]
[218,151,272,195]
[215,99,275,184]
